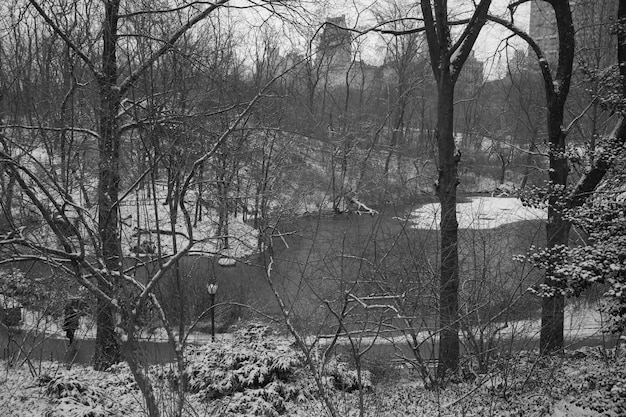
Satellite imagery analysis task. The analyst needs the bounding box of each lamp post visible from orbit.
[206,283,218,342]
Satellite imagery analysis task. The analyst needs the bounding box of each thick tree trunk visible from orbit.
[419,0,492,379]
[94,0,122,370]
[540,127,570,353]
[541,1,625,353]
[436,77,460,377]
[538,0,574,355]
[539,115,570,355]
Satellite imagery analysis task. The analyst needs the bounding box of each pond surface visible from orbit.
[1,197,553,365]
[134,197,547,338]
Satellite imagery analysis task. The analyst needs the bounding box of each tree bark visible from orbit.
[436,77,461,377]
[122,339,160,417]
[538,0,574,355]
[93,0,122,370]
[420,0,492,379]
[540,4,626,351]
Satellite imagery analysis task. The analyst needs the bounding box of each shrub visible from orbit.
[325,357,373,392]
[170,323,371,415]
[182,324,302,399]
[42,373,116,417]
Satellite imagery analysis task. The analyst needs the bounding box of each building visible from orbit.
[316,16,384,88]
[528,0,618,69]
[458,50,484,93]
[528,1,559,65]
[317,16,352,72]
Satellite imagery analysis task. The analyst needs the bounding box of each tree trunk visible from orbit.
[538,0,574,355]
[539,133,570,356]
[122,339,160,417]
[540,0,626,353]
[436,77,460,377]
[93,0,122,370]
[385,95,406,176]
[419,0,492,379]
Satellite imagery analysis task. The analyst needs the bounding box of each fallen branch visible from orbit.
[347,196,379,216]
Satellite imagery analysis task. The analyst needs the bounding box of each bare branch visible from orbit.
[487,14,555,98]
[119,0,230,95]
[450,0,493,85]
[4,124,100,140]
[569,116,626,208]
[27,0,98,77]
[118,1,218,19]
[564,97,598,135]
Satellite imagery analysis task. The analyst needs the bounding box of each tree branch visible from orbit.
[563,97,598,135]
[3,124,100,140]
[118,1,218,19]
[450,0,493,84]
[119,0,230,95]
[487,14,555,99]
[420,1,441,81]
[28,0,98,77]
[568,116,626,208]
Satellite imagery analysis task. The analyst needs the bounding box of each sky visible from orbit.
[317,0,532,80]
[231,0,532,80]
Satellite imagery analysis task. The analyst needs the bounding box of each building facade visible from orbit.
[317,16,352,73]
[528,0,618,69]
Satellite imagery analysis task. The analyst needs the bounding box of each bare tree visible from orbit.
[489,0,625,353]
[419,0,493,378]
[488,0,574,354]
[0,2,292,415]
[19,0,231,370]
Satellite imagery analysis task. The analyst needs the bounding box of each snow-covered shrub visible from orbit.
[223,384,287,417]
[0,267,91,322]
[42,373,116,417]
[0,269,46,309]
[159,324,377,415]
[324,357,372,392]
[44,397,111,417]
[168,324,307,415]
[525,188,626,331]
[183,326,301,397]
[38,366,145,417]
[572,351,626,415]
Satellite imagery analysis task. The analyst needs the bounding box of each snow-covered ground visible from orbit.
[1,326,623,417]
[309,304,614,350]
[116,187,258,259]
[20,182,259,260]
[405,197,547,229]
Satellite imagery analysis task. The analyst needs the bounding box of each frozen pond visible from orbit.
[405,197,547,229]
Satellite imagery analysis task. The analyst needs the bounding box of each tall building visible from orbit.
[316,16,382,88]
[528,1,559,65]
[528,0,618,69]
[317,16,352,71]
[458,50,484,92]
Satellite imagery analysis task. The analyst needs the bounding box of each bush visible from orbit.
[158,324,307,415]
[182,324,301,398]
[42,372,116,417]
[167,323,372,415]
[325,357,372,392]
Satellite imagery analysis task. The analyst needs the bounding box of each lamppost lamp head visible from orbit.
[207,283,218,295]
